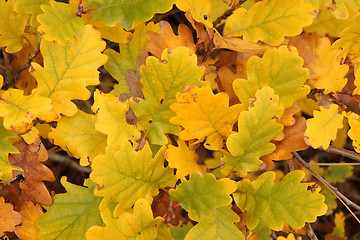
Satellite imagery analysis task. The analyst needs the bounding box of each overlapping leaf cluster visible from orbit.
[0,0,359,239]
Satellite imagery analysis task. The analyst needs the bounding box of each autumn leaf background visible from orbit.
[1,0,360,239]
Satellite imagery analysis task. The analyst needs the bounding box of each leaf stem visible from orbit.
[292,151,360,213]
[319,146,360,163]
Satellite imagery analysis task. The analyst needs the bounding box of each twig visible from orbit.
[14,46,40,74]
[308,162,360,166]
[320,146,360,163]
[213,0,247,28]
[292,151,360,212]
[305,223,318,240]
[49,153,91,174]
[2,48,13,87]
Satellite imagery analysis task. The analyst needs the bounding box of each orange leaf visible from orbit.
[0,196,22,236]
[9,139,55,206]
[15,201,43,240]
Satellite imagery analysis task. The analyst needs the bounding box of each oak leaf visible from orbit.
[0,197,22,236]
[14,201,43,240]
[86,198,164,240]
[15,0,49,27]
[233,170,327,230]
[346,112,360,152]
[146,21,196,59]
[170,85,244,150]
[165,140,206,178]
[223,0,315,45]
[37,0,84,45]
[37,177,102,240]
[305,104,343,149]
[130,47,205,145]
[104,22,160,95]
[32,25,107,116]
[88,19,131,44]
[0,0,28,53]
[92,90,140,150]
[90,142,177,217]
[233,46,310,109]
[169,172,237,221]
[9,140,55,206]
[184,206,245,240]
[48,110,107,166]
[0,119,19,181]
[323,0,360,19]
[88,0,175,29]
[176,0,213,28]
[222,87,284,176]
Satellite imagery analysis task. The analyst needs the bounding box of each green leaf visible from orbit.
[92,90,140,150]
[169,172,237,221]
[130,47,205,145]
[233,170,327,230]
[224,0,315,45]
[170,222,193,240]
[184,206,245,240]
[37,0,84,45]
[86,198,164,240]
[32,25,108,116]
[104,22,160,95]
[221,87,284,177]
[88,0,176,29]
[0,0,29,53]
[15,0,49,27]
[37,177,103,240]
[0,119,19,181]
[48,110,107,166]
[90,142,177,217]
[233,46,310,109]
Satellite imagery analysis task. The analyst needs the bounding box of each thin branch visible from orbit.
[292,151,360,213]
[49,153,91,174]
[14,46,40,74]
[320,146,360,163]
[213,0,247,28]
[308,162,360,166]
[305,223,318,240]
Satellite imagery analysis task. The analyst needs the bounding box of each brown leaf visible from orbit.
[185,12,214,52]
[9,139,55,206]
[0,196,22,236]
[146,21,195,59]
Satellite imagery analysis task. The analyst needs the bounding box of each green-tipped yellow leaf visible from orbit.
[0,0,29,53]
[86,199,164,240]
[88,0,175,29]
[169,172,237,221]
[170,86,244,150]
[37,0,84,45]
[32,25,108,116]
[233,170,327,230]
[130,47,205,145]
[37,177,103,240]
[15,0,49,27]
[233,46,310,109]
[184,206,245,240]
[48,110,107,166]
[92,90,140,150]
[224,0,315,45]
[0,119,19,181]
[222,87,284,176]
[305,104,343,149]
[90,142,176,217]
[104,22,160,95]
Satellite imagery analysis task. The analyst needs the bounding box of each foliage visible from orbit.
[0,0,360,239]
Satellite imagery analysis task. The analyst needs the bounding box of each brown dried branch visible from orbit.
[320,146,360,163]
[213,0,247,28]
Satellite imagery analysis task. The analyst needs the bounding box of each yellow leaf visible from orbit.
[305,104,343,149]
[14,0,49,27]
[277,233,300,240]
[165,140,206,178]
[88,19,131,44]
[15,201,43,240]
[355,66,360,95]
[326,212,346,238]
[224,0,315,45]
[37,0,84,45]
[233,46,310,109]
[32,25,107,116]
[309,37,348,94]
[0,0,29,53]
[323,0,360,19]
[0,88,58,135]
[130,47,205,145]
[49,110,107,166]
[176,0,213,28]
[86,199,164,240]
[92,90,140,150]
[222,87,284,176]
[345,112,360,153]
[91,142,176,217]
[170,86,244,150]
